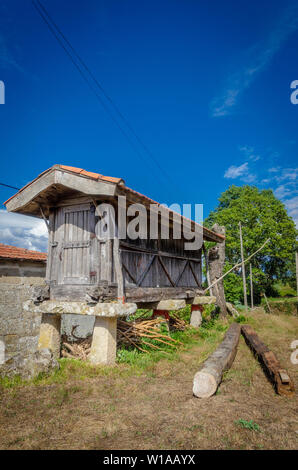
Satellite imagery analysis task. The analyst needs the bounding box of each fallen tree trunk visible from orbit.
[241,325,295,397]
[193,323,241,398]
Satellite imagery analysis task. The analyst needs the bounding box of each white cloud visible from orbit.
[276,167,298,182]
[268,167,280,173]
[0,210,48,252]
[274,185,291,199]
[284,196,298,227]
[224,162,249,179]
[210,4,298,117]
[241,173,257,184]
[239,145,261,162]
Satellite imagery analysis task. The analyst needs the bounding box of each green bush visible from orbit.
[272,283,296,298]
[223,271,243,303]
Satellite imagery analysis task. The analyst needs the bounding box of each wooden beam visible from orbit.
[158,256,175,287]
[137,254,156,286]
[189,261,200,287]
[174,259,189,286]
[50,284,203,303]
[241,325,295,397]
[5,167,117,215]
[193,323,241,398]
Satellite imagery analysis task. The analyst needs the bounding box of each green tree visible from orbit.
[205,185,298,303]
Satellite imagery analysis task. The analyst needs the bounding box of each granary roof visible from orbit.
[0,243,47,262]
[4,164,225,243]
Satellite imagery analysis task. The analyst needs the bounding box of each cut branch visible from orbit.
[204,238,270,294]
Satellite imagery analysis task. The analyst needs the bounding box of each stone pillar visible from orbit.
[89,317,117,365]
[190,304,203,328]
[38,313,61,359]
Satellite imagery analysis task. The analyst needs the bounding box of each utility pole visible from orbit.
[296,251,298,298]
[239,222,248,311]
[250,263,254,309]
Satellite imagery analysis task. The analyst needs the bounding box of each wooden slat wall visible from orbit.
[49,201,202,290]
[121,251,201,288]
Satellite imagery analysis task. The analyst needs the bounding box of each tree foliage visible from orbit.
[205,185,298,302]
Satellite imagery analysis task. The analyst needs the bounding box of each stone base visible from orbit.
[38,313,61,359]
[89,317,117,365]
[193,296,216,305]
[190,305,203,328]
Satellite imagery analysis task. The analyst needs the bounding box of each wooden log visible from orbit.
[226,302,240,318]
[193,323,240,398]
[241,325,295,397]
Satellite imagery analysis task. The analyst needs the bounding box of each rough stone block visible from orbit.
[193,296,217,305]
[38,313,61,359]
[155,299,186,311]
[89,317,117,365]
[190,310,202,328]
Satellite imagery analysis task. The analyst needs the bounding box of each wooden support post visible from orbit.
[193,323,241,398]
[239,222,248,311]
[208,224,228,317]
[241,325,295,396]
[114,237,125,304]
[203,244,212,296]
[250,263,254,309]
[38,313,61,359]
[190,304,203,328]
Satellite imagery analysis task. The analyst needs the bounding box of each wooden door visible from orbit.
[60,204,93,285]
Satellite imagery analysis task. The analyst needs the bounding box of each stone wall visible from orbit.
[0,260,96,377]
[0,259,46,285]
[0,282,45,377]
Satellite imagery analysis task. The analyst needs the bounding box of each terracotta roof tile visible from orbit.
[3,165,124,206]
[0,243,47,262]
[3,165,224,241]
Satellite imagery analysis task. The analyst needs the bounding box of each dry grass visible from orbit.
[0,308,297,450]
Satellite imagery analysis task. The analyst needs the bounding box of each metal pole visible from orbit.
[239,222,248,311]
[250,263,253,309]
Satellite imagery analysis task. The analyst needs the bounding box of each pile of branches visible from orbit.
[61,315,188,359]
[117,316,186,353]
[61,335,91,360]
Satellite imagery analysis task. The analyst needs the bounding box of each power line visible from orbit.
[31,1,155,178]
[0,182,20,190]
[32,0,175,188]
[35,0,170,182]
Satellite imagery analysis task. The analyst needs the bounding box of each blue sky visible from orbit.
[0,0,297,252]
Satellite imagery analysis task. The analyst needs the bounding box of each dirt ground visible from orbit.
[0,309,297,450]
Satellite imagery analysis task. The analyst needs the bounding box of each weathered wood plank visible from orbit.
[50,285,202,303]
[241,325,295,397]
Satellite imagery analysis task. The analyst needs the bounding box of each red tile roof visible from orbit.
[3,164,124,205]
[0,244,47,262]
[3,165,225,242]
[58,165,123,183]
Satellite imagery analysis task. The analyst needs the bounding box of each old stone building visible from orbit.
[0,244,48,377]
[0,243,47,283]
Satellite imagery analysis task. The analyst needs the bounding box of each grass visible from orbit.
[0,306,297,450]
[0,307,228,390]
[234,419,261,432]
